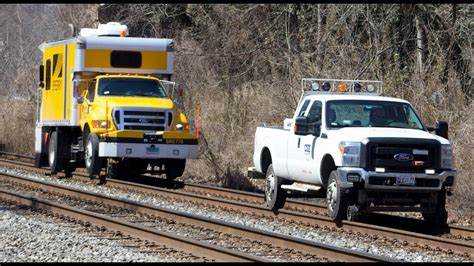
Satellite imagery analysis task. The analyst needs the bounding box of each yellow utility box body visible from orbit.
[35,22,197,179]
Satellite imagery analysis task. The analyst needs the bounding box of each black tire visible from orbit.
[346,205,361,222]
[422,188,448,225]
[165,159,186,180]
[264,164,287,211]
[326,170,353,221]
[84,133,103,176]
[48,131,66,174]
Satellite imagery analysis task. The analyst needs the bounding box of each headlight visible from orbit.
[91,120,110,129]
[441,144,454,169]
[339,142,361,167]
[175,123,189,131]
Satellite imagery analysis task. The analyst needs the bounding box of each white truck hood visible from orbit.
[327,127,450,145]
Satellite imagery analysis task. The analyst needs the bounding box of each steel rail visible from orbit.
[0,154,472,255]
[0,190,266,262]
[0,172,395,262]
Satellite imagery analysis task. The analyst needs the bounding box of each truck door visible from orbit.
[80,80,96,126]
[287,100,322,182]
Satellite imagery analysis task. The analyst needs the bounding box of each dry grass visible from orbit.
[177,42,473,207]
[0,4,471,209]
[0,97,36,156]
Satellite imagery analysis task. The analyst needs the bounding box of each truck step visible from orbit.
[71,144,83,152]
[281,182,322,192]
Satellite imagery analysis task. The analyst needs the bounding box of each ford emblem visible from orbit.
[394,153,414,162]
[140,118,150,123]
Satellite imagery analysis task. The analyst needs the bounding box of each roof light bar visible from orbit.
[301,78,383,95]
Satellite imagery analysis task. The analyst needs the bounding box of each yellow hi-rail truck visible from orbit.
[35,22,198,179]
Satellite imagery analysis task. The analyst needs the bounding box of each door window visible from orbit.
[306,101,322,124]
[297,99,311,117]
[87,80,96,103]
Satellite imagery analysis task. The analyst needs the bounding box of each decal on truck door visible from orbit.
[52,53,64,92]
[304,144,311,154]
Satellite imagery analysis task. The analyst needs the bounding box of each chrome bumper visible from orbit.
[337,167,456,191]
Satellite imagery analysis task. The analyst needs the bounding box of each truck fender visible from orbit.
[320,154,336,188]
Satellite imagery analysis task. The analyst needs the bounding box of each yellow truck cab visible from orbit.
[35,22,198,180]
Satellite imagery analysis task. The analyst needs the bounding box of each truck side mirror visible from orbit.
[38,65,44,88]
[312,123,321,137]
[294,116,310,135]
[427,120,448,139]
[76,96,85,104]
[436,121,448,139]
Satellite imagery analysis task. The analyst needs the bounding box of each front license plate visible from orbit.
[396,176,416,186]
[165,139,184,144]
[146,145,160,154]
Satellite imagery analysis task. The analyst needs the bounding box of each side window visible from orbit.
[111,51,142,68]
[306,101,322,123]
[297,99,311,117]
[87,80,96,102]
[45,59,51,90]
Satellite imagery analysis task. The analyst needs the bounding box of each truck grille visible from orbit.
[365,138,440,173]
[113,107,172,132]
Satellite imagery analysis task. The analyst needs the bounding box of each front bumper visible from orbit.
[99,142,198,159]
[97,131,199,159]
[337,167,456,191]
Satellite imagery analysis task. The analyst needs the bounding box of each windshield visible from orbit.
[326,100,425,130]
[97,78,167,98]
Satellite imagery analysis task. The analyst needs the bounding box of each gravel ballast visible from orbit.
[0,204,169,262]
[0,166,472,262]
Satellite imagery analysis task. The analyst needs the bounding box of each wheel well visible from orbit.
[261,147,272,175]
[320,154,336,188]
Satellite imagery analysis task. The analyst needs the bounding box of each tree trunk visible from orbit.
[415,13,425,77]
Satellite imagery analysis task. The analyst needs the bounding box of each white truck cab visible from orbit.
[249,78,456,225]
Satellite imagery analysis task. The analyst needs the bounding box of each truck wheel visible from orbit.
[346,205,361,222]
[48,131,66,174]
[327,170,352,221]
[265,164,287,211]
[422,188,448,225]
[165,159,186,180]
[85,133,103,176]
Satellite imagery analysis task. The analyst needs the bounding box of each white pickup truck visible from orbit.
[249,79,457,225]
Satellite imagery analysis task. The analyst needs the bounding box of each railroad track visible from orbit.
[0,151,472,260]
[1,152,472,240]
[0,171,392,262]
